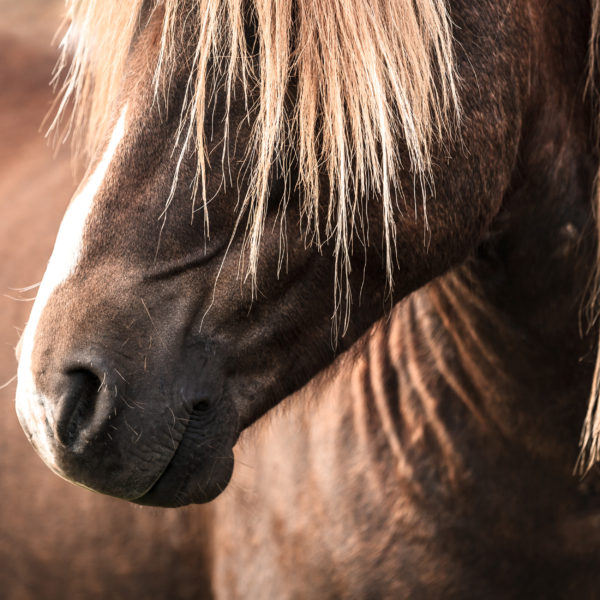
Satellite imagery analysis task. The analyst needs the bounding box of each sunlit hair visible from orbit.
[577,0,600,474]
[50,0,460,336]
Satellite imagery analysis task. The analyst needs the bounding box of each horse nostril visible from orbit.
[195,399,211,412]
[55,368,103,448]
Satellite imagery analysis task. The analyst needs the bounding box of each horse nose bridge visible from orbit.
[33,269,142,358]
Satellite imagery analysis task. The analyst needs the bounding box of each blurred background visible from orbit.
[0,2,213,597]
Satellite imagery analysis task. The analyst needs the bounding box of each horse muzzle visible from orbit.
[16,336,238,506]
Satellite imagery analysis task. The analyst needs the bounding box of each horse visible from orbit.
[13,0,600,596]
[1,5,217,598]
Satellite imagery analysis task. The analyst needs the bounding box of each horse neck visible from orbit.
[362,108,597,493]
[229,0,598,513]
[396,0,599,478]
[317,1,600,492]
[415,262,592,471]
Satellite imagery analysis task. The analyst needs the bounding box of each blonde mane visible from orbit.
[576,0,600,474]
[50,0,459,335]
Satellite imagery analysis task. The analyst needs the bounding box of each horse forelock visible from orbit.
[49,0,459,336]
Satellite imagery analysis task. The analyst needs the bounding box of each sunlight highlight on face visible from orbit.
[15,105,128,466]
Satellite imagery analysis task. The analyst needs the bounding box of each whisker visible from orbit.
[97,372,107,393]
[4,295,36,302]
[8,282,40,292]
[0,374,18,391]
[121,395,135,410]
[114,368,128,383]
[140,298,167,350]
[124,418,140,438]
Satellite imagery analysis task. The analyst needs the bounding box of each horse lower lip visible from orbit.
[134,445,234,508]
[133,403,237,507]
[129,445,184,504]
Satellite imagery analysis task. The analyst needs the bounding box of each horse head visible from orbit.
[15,0,577,506]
